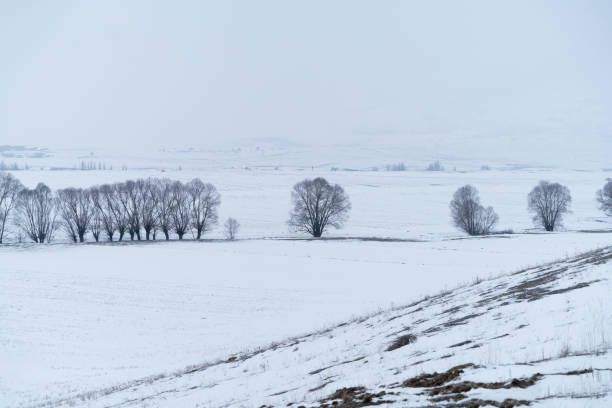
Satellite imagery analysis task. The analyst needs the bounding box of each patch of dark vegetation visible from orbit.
[409,358,431,366]
[444,398,531,407]
[559,368,593,376]
[386,334,417,351]
[444,313,484,327]
[401,364,539,407]
[515,324,529,330]
[431,393,468,403]
[441,305,464,315]
[409,307,424,315]
[476,248,612,307]
[308,356,366,375]
[269,387,300,396]
[491,333,510,340]
[547,281,599,296]
[427,373,542,396]
[315,387,393,408]
[309,380,335,392]
[402,363,475,388]
[449,340,472,348]
[423,325,444,335]
[507,269,565,302]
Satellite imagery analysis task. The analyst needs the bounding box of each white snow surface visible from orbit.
[1,155,612,407]
[6,241,612,407]
[2,234,612,407]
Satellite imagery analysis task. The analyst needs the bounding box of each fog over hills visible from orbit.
[2,1,611,166]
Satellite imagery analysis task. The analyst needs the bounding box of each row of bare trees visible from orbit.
[0,173,223,243]
[4,172,612,242]
[450,180,575,236]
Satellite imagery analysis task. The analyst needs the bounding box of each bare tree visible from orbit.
[138,178,160,240]
[14,183,57,243]
[0,172,23,243]
[596,180,612,217]
[528,181,571,231]
[90,204,103,242]
[104,183,128,241]
[90,185,116,241]
[155,178,175,240]
[170,181,190,240]
[55,187,94,242]
[288,177,351,237]
[450,185,498,235]
[224,217,239,240]
[115,180,143,240]
[186,178,221,240]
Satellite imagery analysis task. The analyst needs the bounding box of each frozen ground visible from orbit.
[9,241,612,407]
[1,146,612,407]
[2,232,612,407]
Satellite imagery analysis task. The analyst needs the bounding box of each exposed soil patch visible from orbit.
[427,373,542,396]
[402,363,475,388]
[315,387,393,408]
[445,398,531,407]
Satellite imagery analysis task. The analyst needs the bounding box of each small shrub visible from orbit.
[387,333,417,351]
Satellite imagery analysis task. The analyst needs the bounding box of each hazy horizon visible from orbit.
[2,1,611,151]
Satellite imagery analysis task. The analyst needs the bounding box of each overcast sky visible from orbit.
[1,0,611,149]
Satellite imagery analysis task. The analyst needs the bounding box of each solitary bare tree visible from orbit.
[0,172,23,243]
[14,183,57,243]
[55,187,94,242]
[170,181,190,240]
[224,217,239,240]
[528,181,571,231]
[596,180,612,217]
[288,177,351,237]
[450,185,498,235]
[186,178,221,239]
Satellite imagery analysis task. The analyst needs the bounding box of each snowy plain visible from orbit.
[1,145,612,407]
[35,244,611,408]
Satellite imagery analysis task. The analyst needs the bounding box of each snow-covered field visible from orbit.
[3,234,612,405]
[30,243,610,408]
[2,147,612,407]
